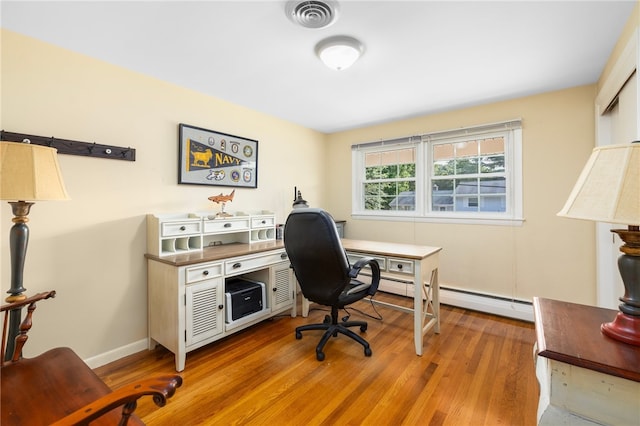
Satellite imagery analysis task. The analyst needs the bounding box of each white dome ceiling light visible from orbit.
[285,0,339,29]
[315,35,364,71]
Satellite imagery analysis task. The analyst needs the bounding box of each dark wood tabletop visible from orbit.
[533,297,640,382]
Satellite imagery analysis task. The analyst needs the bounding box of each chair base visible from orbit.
[295,307,372,361]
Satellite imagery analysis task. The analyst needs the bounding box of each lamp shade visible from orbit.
[0,141,69,201]
[558,143,639,225]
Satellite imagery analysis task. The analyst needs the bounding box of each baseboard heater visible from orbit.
[376,277,533,322]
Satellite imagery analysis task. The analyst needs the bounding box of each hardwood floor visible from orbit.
[94,293,539,425]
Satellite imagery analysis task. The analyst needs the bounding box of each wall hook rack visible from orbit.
[0,130,136,161]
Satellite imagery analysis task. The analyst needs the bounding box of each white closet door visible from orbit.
[596,71,638,309]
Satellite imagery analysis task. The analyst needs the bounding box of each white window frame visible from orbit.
[351,120,524,226]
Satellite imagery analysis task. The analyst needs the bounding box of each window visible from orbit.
[364,148,416,211]
[352,120,523,225]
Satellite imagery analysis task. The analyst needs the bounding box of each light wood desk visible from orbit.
[301,238,442,355]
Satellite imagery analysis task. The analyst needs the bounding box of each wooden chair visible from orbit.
[1,290,182,425]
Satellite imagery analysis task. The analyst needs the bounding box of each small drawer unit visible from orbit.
[147,211,277,256]
[250,214,276,243]
[147,214,203,257]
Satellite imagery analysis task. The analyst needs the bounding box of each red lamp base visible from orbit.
[601,312,640,346]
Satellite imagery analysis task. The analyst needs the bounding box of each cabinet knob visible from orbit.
[397,264,403,270]
[261,220,266,224]
[280,253,288,260]
[272,287,277,292]
[202,270,209,276]
[180,226,186,231]
[232,262,241,269]
[224,223,232,228]
[218,304,224,310]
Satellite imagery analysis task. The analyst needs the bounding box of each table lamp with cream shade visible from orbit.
[557,142,640,345]
[0,140,69,360]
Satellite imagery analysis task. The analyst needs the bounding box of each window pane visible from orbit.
[398,163,416,178]
[434,159,454,176]
[480,137,504,155]
[455,158,479,174]
[480,155,505,173]
[480,177,505,194]
[365,165,382,179]
[455,178,478,195]
[432,179,453,211]
[455,140,478,158]
[433,144,454,161]
[479,195,506,212]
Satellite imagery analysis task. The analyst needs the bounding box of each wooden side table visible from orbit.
[533,297,640,425]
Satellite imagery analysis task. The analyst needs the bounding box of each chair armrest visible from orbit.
[348,257,381,295]
[50,374,183,426]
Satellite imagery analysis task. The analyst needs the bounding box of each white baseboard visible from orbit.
[439,286,533,322]
[83,338,148,369]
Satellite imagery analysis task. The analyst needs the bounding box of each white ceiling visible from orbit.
[1,1,636,133]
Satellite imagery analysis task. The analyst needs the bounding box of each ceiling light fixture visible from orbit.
[315,35,364,71]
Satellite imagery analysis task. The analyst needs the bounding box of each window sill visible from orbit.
[351,212,525,227]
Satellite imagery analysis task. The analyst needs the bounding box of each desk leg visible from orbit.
[414,261,424,355]
[414,258,440,355]
[301,297,309,317]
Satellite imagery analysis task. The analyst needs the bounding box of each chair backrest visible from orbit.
[1,291,56,365]
[284,208,350,305]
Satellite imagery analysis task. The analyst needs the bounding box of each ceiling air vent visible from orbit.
[285,0,339,29]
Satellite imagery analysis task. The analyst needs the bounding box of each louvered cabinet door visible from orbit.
[186,278,224,347]
[270,261,295,312]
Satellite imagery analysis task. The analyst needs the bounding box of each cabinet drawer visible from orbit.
[186,263,223,284]
[347,253,386,271]
[388,258,414,275]
[226,251,288,275]
[251,216,275,228]
[203,218,250,234]
[162,220,202,237]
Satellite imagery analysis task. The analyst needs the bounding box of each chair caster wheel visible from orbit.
[360,324,367,332]
[295,331,302,339]
[316,351,325,361]
[364,347,372,357]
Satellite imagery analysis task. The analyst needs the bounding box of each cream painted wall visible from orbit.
[324,86,597,304]
[0,30,326,360]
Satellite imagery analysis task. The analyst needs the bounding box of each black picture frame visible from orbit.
[178,123,258,188]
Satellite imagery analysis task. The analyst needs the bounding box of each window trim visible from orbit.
[351,120,524,226]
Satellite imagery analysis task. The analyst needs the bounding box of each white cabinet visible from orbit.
[146,211,295,372]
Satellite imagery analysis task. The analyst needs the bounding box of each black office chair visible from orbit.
[284,208,380,361]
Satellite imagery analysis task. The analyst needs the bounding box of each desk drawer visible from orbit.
[203,218,250,234]
[251,216,275,229]
[347,253,386,271]
[186,262,223,284]
[225,251,288,275]
[162,220,202,237]
[387,258,413,275]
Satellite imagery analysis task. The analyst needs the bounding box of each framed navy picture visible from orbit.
[178,123,258,188]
